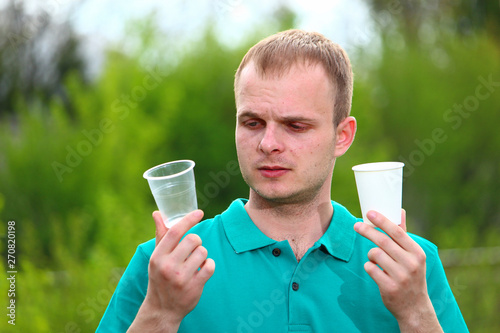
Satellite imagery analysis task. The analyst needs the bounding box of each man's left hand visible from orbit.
[354,210,443,333]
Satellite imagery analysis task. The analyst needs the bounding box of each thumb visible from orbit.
[153,211,168,247]
[399,208,407,232]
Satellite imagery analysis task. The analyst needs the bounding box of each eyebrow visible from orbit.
[236,110,317,123]
[236,110,260,120]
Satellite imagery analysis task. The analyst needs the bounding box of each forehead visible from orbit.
[236,60,332,91]
[235,62,335,117]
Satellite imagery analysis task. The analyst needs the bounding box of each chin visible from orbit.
[251,186,310,205]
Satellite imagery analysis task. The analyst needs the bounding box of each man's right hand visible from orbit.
[128,210,216,333]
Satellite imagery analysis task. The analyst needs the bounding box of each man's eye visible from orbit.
[245,120,261,128]
[289,123,307,131]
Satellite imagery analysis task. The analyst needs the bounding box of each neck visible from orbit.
[245,191,333,261]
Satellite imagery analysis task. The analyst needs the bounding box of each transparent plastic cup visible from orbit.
[143,160,198,227]
[352,162,404,226]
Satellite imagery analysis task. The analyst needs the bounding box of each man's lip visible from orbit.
[258,165,289,170]
[257,166,290,178]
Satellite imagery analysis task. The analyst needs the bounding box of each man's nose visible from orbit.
[259,124,284,154]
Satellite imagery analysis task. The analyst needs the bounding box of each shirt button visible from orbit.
[272,248,281,257]
[292,282,299,291]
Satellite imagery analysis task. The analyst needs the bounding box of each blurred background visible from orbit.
[0,0,499,331]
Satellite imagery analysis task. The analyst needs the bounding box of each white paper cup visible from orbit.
[143,160,198,227]
[352,162,404,226]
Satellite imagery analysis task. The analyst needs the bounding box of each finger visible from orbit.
[182,245,209,278]
[367,246,399,276]
[366,211,416,252]
[169,233,203,264]
[364,260,392,289]
[193,258,216,285]
[157,210,204,254]
[399,209,407,232]
[355,216,407,263]
[153,211,169,247]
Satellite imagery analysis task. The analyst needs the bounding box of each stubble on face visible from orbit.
[235,61,339,208]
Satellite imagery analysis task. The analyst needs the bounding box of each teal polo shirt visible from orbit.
[97,199,468,332]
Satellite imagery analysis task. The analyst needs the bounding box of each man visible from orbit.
[97,30,468,332]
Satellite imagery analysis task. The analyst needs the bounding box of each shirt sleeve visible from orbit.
[96,241,153,332]
[425,243,469,332]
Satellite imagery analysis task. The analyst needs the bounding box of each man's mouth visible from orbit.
[258,166,290,178]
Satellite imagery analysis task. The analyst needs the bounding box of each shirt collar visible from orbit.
[316,201,359,262]
[221,199,277,253]
[221,199,359,261]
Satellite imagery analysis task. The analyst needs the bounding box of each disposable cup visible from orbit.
[352,162,404,226]
[143,160,197,227]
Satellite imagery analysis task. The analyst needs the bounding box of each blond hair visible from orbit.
[235,29,353,126]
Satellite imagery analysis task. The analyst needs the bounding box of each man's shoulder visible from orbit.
[137,238,156,258]
[408,232,438,253]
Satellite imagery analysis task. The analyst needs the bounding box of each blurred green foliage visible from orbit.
[1,4,500,332]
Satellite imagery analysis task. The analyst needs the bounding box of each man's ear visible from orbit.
[334,116,357,158]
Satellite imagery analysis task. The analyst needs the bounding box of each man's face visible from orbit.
[235,62,339,204]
